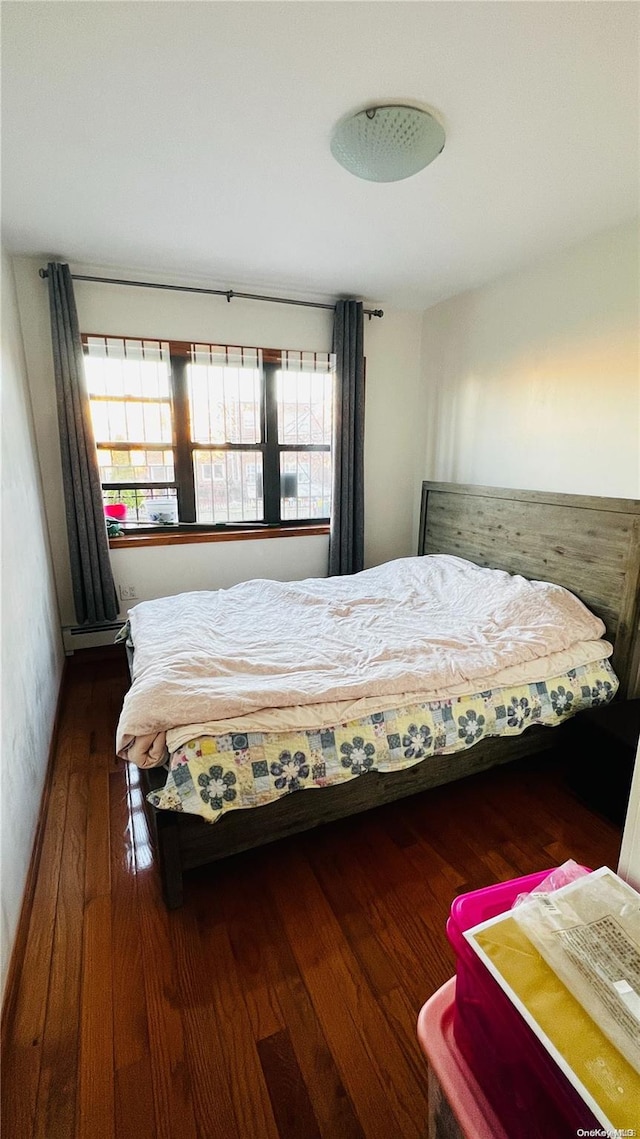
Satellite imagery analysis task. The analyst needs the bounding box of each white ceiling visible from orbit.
[2,1,638,310]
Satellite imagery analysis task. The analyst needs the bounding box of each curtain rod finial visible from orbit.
[39,267,49,278]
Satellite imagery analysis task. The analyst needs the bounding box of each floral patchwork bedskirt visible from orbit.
[147,658,618,823]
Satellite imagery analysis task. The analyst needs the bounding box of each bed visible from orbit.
[120,483,640,907]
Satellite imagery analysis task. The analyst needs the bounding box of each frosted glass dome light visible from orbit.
[330,104,445,183]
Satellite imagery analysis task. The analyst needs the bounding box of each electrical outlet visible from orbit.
[119,584,138,601]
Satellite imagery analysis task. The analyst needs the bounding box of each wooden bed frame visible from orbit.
[139,482,640,907]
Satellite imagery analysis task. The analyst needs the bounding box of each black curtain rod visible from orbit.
[38,269,384,319]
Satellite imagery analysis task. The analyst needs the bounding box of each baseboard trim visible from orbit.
[1,658,68,1041]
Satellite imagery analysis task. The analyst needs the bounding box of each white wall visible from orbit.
[363,308,426,566]
[12,256,425,627]
[421,220,640,497]
[109,534,330,612]
[1,248,65,994]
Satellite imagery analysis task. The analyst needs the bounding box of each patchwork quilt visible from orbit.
[148,657,617,823]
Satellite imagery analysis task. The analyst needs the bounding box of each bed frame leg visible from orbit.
[156,814,184,909]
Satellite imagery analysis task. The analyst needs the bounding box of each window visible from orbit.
[83,336,334,532]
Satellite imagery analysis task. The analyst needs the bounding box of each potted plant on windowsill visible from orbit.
[105,502,126,537]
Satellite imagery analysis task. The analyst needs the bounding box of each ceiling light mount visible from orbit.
[331,103,445,183]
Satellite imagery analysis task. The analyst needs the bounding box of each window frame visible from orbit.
[82,335,334,537]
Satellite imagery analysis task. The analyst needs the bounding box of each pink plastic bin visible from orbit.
[417,977,508,1139]
[446,869,600,1139]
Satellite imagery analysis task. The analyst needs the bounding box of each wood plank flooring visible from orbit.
[2,648,623,1139]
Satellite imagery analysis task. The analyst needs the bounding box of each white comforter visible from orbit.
[116,555,606,765]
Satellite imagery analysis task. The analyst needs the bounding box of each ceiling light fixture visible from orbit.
[330,104,445,183]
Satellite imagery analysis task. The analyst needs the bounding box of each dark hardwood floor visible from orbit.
[1,648,622,1139]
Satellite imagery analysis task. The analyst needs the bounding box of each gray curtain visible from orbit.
[329,299,365,576]
[47,262,119,624]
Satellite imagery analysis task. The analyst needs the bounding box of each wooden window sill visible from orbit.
[109,525,330,549]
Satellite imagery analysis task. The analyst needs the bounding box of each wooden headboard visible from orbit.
[418,482,640,699]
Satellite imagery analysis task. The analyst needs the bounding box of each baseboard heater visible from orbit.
[62,621,124,653]
[66,621,123,635]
